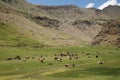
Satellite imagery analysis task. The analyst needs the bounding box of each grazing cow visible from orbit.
[75,54,78,56]
[54,56,58,60]
[86,53,91,55]
[67,52,70,56]
[32,56,35,59]
[118,46,120,48]
[40,59,44,63]
[82,51,85,53]
[88,56,91,58]
[71,54,75,56]
[54,54,57,56]
[96,55,99,58]
[69,57,72,60]
[57,58,62,61]
[97,61,104,64]
[72,63,75,67]
[66,55,69,58]
[64,64,69,67]
[14,55,21,60]
[54,56,62,61]
[74,56,79,59]
[6,58,12,60]
[49,63,53,65]
[22,58,27,62]
[60,53,63,57]
[25,56,30,59]
[40,55,43,58]
[40,58,46,63]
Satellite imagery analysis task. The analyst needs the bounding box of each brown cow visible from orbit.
[14,55,21,60]
[72,63,75,67]
[40,58,46,63]
[6,58,12,60]
[64,64,69,67]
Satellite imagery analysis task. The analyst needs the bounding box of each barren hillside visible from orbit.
[0,0,120,46]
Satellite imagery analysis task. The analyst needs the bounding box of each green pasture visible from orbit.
[0,46,120,80]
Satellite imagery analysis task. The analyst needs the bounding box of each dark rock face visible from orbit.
[32,16,60,28]
[1,0,12,2]
[1,0,26,3]
[36,5,79,10]
[73,20,92,26]
[91,20,120,46]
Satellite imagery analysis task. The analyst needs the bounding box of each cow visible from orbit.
[64,64,69,67]
[14,55,21,60]
[6,58,12,60]
[97,61,105,64]
[96,55,99,58]
[72,63,75,67]
[40,58,46,63]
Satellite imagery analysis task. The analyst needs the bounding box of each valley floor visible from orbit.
[0,46,120,80]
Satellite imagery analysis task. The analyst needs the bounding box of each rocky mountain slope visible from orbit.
[0,0,120,46]
[91,20,120,46]
[102,5,120,18]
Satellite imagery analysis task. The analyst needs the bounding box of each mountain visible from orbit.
[102,5,120,18]
[0,0,120,47]
[91,5,120,46]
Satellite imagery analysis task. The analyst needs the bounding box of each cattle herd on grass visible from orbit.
[5,51,105,67]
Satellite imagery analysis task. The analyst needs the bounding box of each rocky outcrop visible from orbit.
[91,20,120,46]
[32,16,60,28]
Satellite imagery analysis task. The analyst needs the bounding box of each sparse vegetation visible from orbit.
[0,22,45,48]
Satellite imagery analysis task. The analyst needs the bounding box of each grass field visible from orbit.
[0,46,120,80]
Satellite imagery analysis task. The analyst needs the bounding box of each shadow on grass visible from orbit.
[49,67,120,78]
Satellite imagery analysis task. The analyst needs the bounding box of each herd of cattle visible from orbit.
[5,51,105,67]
